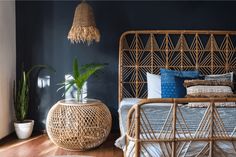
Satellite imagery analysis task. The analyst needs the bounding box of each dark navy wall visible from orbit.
[16,1,236,132]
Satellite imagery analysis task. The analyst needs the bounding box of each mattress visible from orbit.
[115,98,236,156]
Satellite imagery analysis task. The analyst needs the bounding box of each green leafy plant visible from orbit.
[57,58,105,102]
[13,65,55,122]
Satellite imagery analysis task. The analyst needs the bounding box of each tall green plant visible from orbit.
[13,65,55,122]
[58,58,105,102]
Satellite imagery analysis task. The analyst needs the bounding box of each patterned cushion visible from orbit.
[187,102,236,108]
[160,69,200,98]
[184,80,234,89]
[185,85,236,107]
[186,92,236,98]
[205,72,233,82]
[186,86,233,96]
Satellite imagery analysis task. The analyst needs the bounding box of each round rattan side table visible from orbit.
[46,99,112,151]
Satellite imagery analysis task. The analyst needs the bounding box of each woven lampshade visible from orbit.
[68,1,100,44]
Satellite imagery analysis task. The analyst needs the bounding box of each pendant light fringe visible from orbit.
[67,1,100,45]
[68,25,100,44]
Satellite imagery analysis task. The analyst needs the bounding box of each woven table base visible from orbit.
[46,99,112,151]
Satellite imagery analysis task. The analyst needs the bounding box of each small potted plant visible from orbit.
[57,58,105,102]
[13,65,54,139]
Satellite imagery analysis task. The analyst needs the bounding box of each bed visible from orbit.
[116,30,236,157]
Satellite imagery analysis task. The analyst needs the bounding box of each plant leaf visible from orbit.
[26,64,56,78]
[73,58,80,79]
[57,58,105,101]
[14,64,55,122]
[57,80,75,97]
[56,81,72,91]
[79,63,104,73]
[75,64,104,91]
[63,81,75,97]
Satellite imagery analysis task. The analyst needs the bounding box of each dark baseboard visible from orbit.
[0,130,44,146]
[0,132,16,145]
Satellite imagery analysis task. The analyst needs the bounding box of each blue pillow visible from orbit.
[174,76,193,98]
[160,68,200,98]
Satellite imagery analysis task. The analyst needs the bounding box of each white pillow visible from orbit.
[146,72,161,98]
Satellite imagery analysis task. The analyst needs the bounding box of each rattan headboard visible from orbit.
[118,30,236,103]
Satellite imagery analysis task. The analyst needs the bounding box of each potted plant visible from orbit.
[13,65,54,139]
[57,58,105,102]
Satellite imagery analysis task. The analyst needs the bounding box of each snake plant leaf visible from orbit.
[16,71,29,121]
[14,64,55,122]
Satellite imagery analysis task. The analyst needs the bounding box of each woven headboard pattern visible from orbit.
[119,30,236,102]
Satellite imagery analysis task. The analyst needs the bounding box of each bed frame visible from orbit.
[118,30,236,157]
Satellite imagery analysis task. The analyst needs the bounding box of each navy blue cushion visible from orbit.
[160,68,200,98]
[174,76,193,98]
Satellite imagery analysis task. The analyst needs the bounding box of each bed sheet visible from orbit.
[115,98,236,154]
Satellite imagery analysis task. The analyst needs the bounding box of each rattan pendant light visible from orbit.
[68,1,100,45]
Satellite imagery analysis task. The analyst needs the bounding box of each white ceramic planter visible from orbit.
[14,120,34,139]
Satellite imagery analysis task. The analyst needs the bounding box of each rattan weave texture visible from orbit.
[46,99,112,151]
